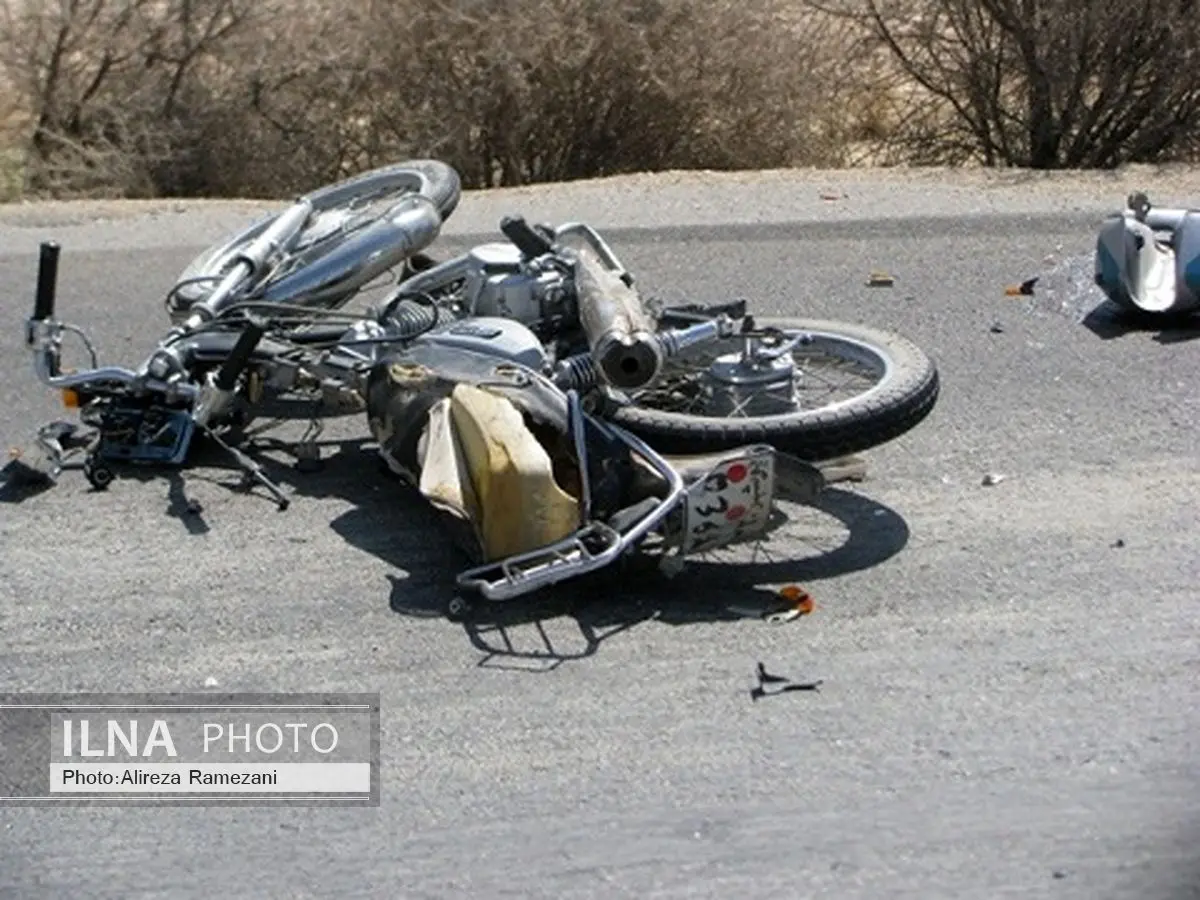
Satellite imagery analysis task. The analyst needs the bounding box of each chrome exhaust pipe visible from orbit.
[258,193,444,308]
[571,243,663,390]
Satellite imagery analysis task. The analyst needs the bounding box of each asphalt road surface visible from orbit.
[1,177,1198,899]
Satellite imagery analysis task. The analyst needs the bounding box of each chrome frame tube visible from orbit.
[567,389,592,526]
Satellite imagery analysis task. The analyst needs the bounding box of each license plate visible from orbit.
[679,445,776,555]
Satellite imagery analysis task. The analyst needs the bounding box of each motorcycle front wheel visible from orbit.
[609,317,939,460]
[166,159,462,323]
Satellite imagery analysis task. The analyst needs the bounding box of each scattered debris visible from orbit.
[1111,538,1126,549]
[765,608,803,625]
[866,271,895,287]
[204,676,219,688]
[1,453,50,488]
[779,584,815,613]
[1005,277,1039,296]
[757,662,789,684]
[989,322,1005,334]
[814,455,868,483]
[819,190,847,201]
[751,682,823,701]
[1021,254,1108,323]
[1,421,92,487]
[751,661,823,700]
[981,472,1006,487]
[728,586,817,624]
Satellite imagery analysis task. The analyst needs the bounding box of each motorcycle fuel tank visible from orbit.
[417,317,549,372]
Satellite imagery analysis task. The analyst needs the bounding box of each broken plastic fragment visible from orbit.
[757,662,789,684]
[766,608,801,625]
[751,661,823,700]
[778,584,816,614]
[764,585,815,624]
[866,272,895,287]
[1005,277,1039,296]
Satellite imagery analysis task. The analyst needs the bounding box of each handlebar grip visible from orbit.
[34,241,61,320]
[214,316,267,392]
[500,215,553,259]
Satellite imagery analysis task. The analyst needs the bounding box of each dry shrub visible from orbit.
[819,0,1200,169]
[351,0,866,187]
[0,0,865,198]
[0,0,258,197]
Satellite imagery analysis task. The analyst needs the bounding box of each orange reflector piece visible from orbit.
[61,388,80,408]
[778,584,816,614]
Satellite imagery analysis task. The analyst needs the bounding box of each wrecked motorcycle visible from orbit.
[1094,191,1200,317]
[11,159,939,614]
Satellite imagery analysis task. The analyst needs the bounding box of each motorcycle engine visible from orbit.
[462,243,572,327]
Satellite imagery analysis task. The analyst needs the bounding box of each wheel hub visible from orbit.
[703,341,799,416]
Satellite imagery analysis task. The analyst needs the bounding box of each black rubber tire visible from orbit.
[168,159,462,320]
[445,595,474,622]
[610,317,939,460]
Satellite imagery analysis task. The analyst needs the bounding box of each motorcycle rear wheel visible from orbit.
[610,317,939,460]
[166,159,462,323]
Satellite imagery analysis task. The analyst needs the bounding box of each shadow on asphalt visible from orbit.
[321,450,911,669]
[1,431,911,670]
[1081,300,1200,344]
[442,486,910,672]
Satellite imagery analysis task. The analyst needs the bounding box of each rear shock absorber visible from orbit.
[554,354,602,392]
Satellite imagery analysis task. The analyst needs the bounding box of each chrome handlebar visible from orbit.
[25,196,317,416]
